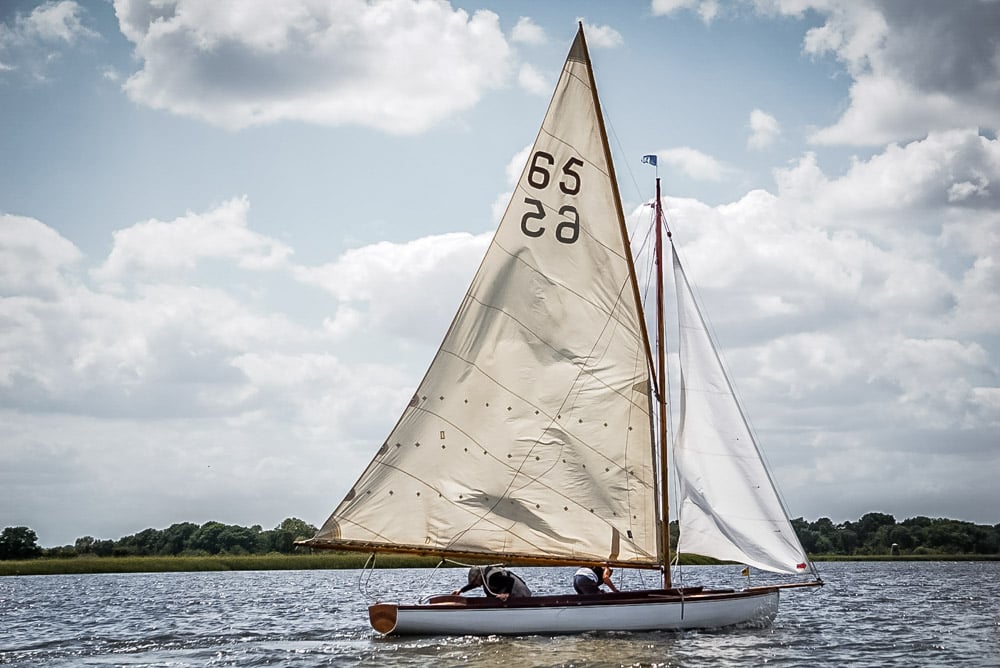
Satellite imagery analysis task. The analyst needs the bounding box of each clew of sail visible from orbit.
[308,30,659,567]
[671,248,811,575]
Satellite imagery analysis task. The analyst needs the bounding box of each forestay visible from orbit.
[671,249,810,575]
[312,30,659,566]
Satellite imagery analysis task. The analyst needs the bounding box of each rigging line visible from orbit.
[604,108,646,215]
[417,560,447,604]
[359,552,377,601]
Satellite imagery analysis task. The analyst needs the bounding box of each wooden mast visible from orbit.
[654,176,672,588]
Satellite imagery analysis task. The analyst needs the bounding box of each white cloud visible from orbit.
[0,0,97,78]
[294,231,489,344]
[577,19,623,48]
[748,109,780,149]
[113,0,513,133]
[92,196,292,284]
[2,0,96,44]
[792,1,1000,145]
[518,63,549,95]
[1,213,82,298]
[0,203,417,543]
[775,129,1000,238]
[651,0,719,23]
[511,16,546,44]
[654,147,732,181]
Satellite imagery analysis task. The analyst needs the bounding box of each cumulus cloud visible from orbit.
[652,147,733,181]
[0,202,431,543]
[748,109,780,149]
[0,0,97,78]
[793,0,1000,145]
[518,63,549,95]
[577,19,623,48]
[92,197,292,285]
[1,214,82,298]
[651,0,719,23]
[294,231,489,343]
[511,16,546,44]
[113,0,513,133]
[652,1,999,144]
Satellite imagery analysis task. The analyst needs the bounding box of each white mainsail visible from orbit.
[312,30,659,566]
[671,248,810,575]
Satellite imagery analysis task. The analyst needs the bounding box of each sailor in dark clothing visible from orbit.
[452,565,532,600]
[573,565,619,595]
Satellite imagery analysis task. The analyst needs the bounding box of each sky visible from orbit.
[1,0,998,548]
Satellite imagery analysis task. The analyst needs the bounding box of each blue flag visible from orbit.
[642,154,657,166]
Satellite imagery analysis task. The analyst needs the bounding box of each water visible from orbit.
[2,562,998,666]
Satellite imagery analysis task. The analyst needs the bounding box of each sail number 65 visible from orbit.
[521,151,583,244]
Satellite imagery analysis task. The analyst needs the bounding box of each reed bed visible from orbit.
[0,552,445,576]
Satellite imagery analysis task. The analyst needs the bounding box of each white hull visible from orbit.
[369,587,779,636]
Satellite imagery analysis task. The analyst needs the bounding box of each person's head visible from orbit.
[467,567,484,587]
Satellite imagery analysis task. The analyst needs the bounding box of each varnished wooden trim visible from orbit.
[368,604,398,634]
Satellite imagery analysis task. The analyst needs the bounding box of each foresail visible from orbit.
[310,27,659,567]
[672,248,810,575]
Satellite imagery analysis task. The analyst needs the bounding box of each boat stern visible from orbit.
[368,603,398,635]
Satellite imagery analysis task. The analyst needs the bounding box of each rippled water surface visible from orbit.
[3,562,999,666]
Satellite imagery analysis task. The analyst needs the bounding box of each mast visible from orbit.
[654,177,671,588]
[576,23,658,391]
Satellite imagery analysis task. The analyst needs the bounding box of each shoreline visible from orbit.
[3,552,998,576]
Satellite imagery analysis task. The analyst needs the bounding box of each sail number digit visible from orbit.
[520,151,582,244]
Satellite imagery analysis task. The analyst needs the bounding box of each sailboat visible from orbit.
[298,23,822,636]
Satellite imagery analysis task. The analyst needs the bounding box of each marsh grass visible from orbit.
[0,552,446,576]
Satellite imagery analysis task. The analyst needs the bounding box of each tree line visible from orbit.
[3,513,999,561]
[0,518,318,560]
[788,513,1000,556]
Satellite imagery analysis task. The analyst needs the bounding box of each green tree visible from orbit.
[279,517,317,541]
[262,517,319,553]
[92,539,115,557]
[856,512,896,553]
[0,526,42,560]
[158,522,198,555]
[75,536,96,554]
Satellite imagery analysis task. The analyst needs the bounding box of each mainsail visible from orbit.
[309,29,660,567]
[671,248,810,575]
